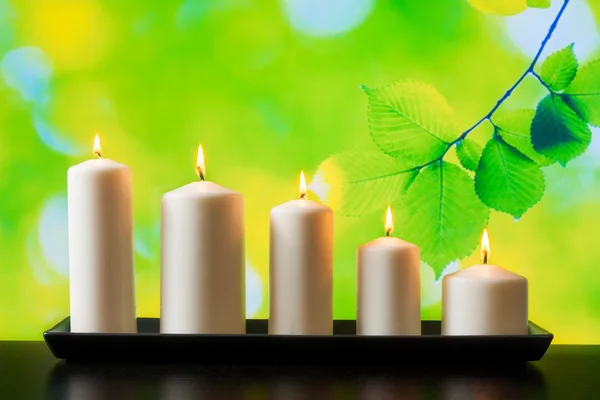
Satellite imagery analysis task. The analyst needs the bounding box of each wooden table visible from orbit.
[1,342,598,399]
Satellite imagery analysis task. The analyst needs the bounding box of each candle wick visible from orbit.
[300,193,306,199]
[197,167,205,182]
[483,252,488,264]
[94,151,102,159]
[386,230,390,237]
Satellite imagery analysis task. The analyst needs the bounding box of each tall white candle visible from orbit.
[357,206,421,335]
[269,171,333,335]
[160,145,245,334]
[442,229,528,335]
[68,134,136,333]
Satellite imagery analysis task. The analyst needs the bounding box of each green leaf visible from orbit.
[493,109,553,166]
[397,161,489,275]
[475,137,545,218]
[456,138,483,172]
[539,43,578,92]
[563,59,600,126]
[317,151,418,216]
[527,0,551,9]
[362,81,458,167]
[531,95,592,164]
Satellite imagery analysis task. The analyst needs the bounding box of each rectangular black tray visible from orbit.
[44,318,553,365]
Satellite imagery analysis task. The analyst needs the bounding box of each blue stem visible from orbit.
[420,0,570,168]
[530,70,555,93]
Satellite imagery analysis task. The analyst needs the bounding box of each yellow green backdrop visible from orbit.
[0,0,599,342]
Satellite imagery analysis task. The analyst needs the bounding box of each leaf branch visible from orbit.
[417,0,571,169]
[530,70,554,92]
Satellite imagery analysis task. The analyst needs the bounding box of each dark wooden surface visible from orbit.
[1,342,599,399]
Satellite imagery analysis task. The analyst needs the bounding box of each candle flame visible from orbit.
[385,206,394,236]
[196,144,205,181]
[93,133,102,158]
[481,229,490,264]
[299,171,307,199]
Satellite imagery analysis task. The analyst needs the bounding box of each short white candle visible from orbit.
[160,145,245,334]
[269,171,333,335]
[357,206,421,336]
[68,134,136,333]
[442,229,528,335]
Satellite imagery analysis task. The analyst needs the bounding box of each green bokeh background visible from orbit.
[0,0,599,342]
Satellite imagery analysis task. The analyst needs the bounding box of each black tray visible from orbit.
[44,318,553,365]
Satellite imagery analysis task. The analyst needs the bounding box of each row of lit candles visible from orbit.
[68,135,528,336]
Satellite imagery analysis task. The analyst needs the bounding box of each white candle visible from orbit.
[269,171,333,335]
[442,229,528,335]
[68,134,136,333]
[160,145,245,334]
[357,206,421,335]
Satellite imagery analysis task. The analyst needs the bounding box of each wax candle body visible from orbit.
[269,199,333,335]
[357,237,421,335]
[68,159,136,333]
[160,181,245,334]
[442,264,528,335]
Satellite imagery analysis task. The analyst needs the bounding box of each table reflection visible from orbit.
[47,362,547,400]
[269,376,335,400]
[65,375,131,400]
[357,378,420,400]
[160,375,244,400]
